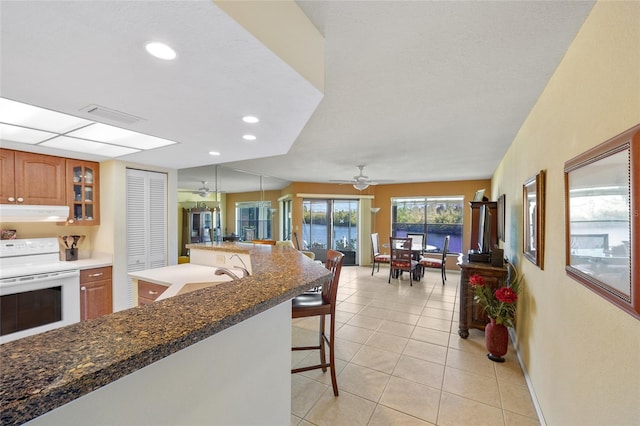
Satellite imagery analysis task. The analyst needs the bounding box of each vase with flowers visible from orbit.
[469,269,522,362]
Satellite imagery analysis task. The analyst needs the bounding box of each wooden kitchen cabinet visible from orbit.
[66,159,100,225]
[0,148,66,205]
[80,266,112,321]
[138,280,167,305]
[457,256,508,338]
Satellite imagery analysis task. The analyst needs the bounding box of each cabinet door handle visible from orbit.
[81,286,87,291]
[88,273,103,277]
[8,197,15,202]
[148,290,159,295]
[17,197,24,203]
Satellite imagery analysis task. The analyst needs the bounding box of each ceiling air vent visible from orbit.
[80,104,145,125]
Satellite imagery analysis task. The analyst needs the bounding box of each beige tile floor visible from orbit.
[291,266,540,426]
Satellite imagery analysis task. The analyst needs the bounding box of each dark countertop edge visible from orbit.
[0,246,328,425]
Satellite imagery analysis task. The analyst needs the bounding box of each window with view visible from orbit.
[391,196,463,253]
[236,202,272,241]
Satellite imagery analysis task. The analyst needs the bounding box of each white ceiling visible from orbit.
[0,0,595,193]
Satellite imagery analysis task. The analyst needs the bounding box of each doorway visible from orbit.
[301,199,359,265]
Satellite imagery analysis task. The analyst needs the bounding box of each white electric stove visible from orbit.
[0,238,80,343]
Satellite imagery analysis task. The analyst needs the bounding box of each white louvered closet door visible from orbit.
[126,168,167,307]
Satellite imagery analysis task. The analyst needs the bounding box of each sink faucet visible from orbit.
[229,254,249,271]
[214,266,250,280]
[232,266,251,278]
[214,267,240,280]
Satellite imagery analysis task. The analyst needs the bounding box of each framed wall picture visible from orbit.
[523,170,546,269]
[564,123,639,319]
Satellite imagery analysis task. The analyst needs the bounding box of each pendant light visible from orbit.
[213,165,220,211]
[259,175,264,207]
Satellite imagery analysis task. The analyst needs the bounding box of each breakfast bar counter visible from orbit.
[0,242,328,425]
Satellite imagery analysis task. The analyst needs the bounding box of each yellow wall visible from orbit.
[214,0,324,93]
[0,222,98,259]
[492,1,640,424]
[372,179,491,258]
[219,179,491,267]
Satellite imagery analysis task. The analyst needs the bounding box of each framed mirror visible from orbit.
[523,170,546,269]
[564,124,639,319]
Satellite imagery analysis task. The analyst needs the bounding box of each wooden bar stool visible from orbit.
[291,249,345,396]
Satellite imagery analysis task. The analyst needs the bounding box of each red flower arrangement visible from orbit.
[469,270,522,327]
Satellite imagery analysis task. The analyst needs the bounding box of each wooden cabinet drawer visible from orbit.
[80,266,113,321]
[80,266,112,283]
[138,280,167,305]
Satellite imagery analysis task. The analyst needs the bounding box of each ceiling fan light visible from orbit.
[353,182,369,191]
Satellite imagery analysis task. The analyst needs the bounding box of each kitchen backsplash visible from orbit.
[0,222,97,259]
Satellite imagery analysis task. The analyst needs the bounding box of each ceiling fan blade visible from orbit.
[367,179,394,185]
[329,179,356,184]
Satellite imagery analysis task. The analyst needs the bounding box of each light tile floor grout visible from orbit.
[291,266,540,426]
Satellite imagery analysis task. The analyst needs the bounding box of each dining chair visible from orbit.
[389,237,419,286]
[371,233,390,275]
[419,235,450,285]
[407,233,425,251]
[291,250,345,396]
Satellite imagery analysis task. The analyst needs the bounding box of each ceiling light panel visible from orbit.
[0,123,57,144]
[0,97,92,133]
[66,123,177,149]
[41,136,140,157]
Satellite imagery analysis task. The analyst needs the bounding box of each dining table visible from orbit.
[384,243,437,259]
[384,242,438,280]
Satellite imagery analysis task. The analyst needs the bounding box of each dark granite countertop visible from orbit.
[0,244,329,425]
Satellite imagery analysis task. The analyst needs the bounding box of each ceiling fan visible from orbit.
[183,181,212,198]
[330,165,393,191]
[179,166,223,200]
[179,181,214,198]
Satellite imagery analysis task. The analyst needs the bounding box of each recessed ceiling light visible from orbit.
[209,151,221,156]
[243,135,256,141]
[145,42,177,60]
[242,116,259,124]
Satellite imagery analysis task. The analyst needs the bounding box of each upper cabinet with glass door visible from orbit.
[66,159,99,225]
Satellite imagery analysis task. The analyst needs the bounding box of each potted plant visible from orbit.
[469,268,522,362]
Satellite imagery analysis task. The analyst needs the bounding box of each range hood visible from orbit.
[0,205,70,222]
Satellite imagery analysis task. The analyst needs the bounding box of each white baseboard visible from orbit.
[509,328,546,426]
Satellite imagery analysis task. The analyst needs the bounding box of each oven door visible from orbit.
[0,270,80,344]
